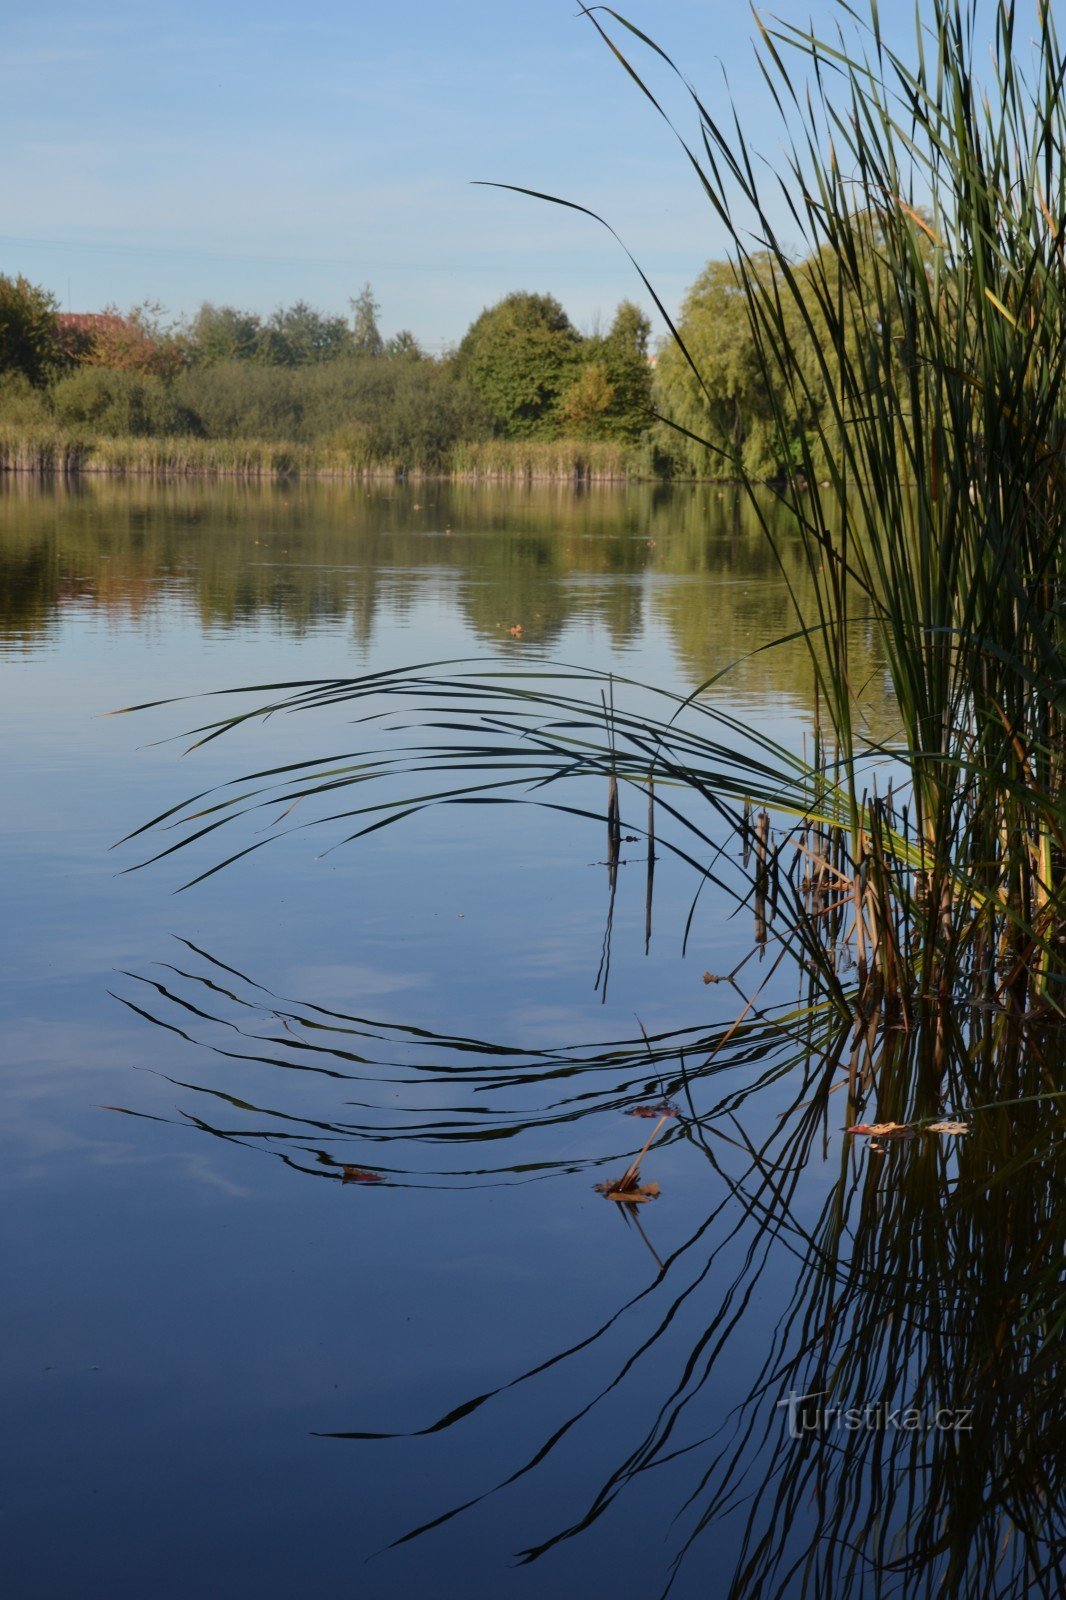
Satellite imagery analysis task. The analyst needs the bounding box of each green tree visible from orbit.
[174,362,303,437]
[557,360,615,437]
[187,303,265,363]
[0,275,63,386]
[600,300,653,440]
[350,283,384,357]
[651,232,915,480]
[387,329,422,359]
[52,366,198,436]
[262,301,352,365]
[653,257,803,478]
[456,291,580,437]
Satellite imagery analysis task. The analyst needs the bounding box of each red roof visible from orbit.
[58,313,131,335]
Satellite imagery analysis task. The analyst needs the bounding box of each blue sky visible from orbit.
[0,2,981,347]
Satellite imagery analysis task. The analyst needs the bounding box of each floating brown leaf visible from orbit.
[848,1118,970,1141]
[340,1165,385,1185]
[596,1180,660,1204]
[626,1103,679,1119]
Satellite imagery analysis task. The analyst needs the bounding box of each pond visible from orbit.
[1,479,1057,1599]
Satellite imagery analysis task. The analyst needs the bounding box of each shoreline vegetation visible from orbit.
[0,427,646,482]
[6,197,970,486]
[0,282,668,483]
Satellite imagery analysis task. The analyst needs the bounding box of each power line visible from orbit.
[0,233,437,272]
[0,233,690,278]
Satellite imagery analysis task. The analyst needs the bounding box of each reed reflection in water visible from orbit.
[111,937,1064,1600]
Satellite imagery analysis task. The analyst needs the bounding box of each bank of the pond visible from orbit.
[0,426,655,482]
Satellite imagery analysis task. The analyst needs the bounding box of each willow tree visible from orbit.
[653,256,799,478]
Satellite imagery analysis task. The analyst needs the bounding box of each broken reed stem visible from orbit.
[645,774,655,954]
[607,772,621,887]
[755,809,771,945]
[618,1113,671,1190]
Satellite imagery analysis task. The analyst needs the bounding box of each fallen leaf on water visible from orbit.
[846,1122,915,1139]
[848,1118,971,1141]
[627,1103,679,1119]
[340,1166,385,1185]
[508,624,524,636]
[597,1180,660,1204]
[702,971,722,984]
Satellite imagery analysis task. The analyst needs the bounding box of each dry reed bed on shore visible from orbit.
[0,427,641,482]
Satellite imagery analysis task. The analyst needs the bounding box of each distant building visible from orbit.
[58,312,129,337]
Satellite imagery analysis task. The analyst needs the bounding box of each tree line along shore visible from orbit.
[0,256,889,482]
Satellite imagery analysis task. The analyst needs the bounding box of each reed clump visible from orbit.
[0,425,356,478]
[0,424,91,474]
[587,0,1066,1017]
[446,436,638,481]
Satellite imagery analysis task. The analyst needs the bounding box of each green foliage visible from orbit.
[557,360,614,437]
[188,303,266,363]
[173,362,303,439]
[0,371,53,428]
[0,271,661,460]
[0,275,65,387]
[172,354,488,467]
[456,291,581,437]
[52,367,199,437]
[261,300,353,365]
[0,270,677,466]
[386,329,422,359]
[299,356,487,465]
[184,299,352,367]
[557,302,655,442]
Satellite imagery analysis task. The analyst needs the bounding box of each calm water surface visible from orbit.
[0,479,951,1598]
